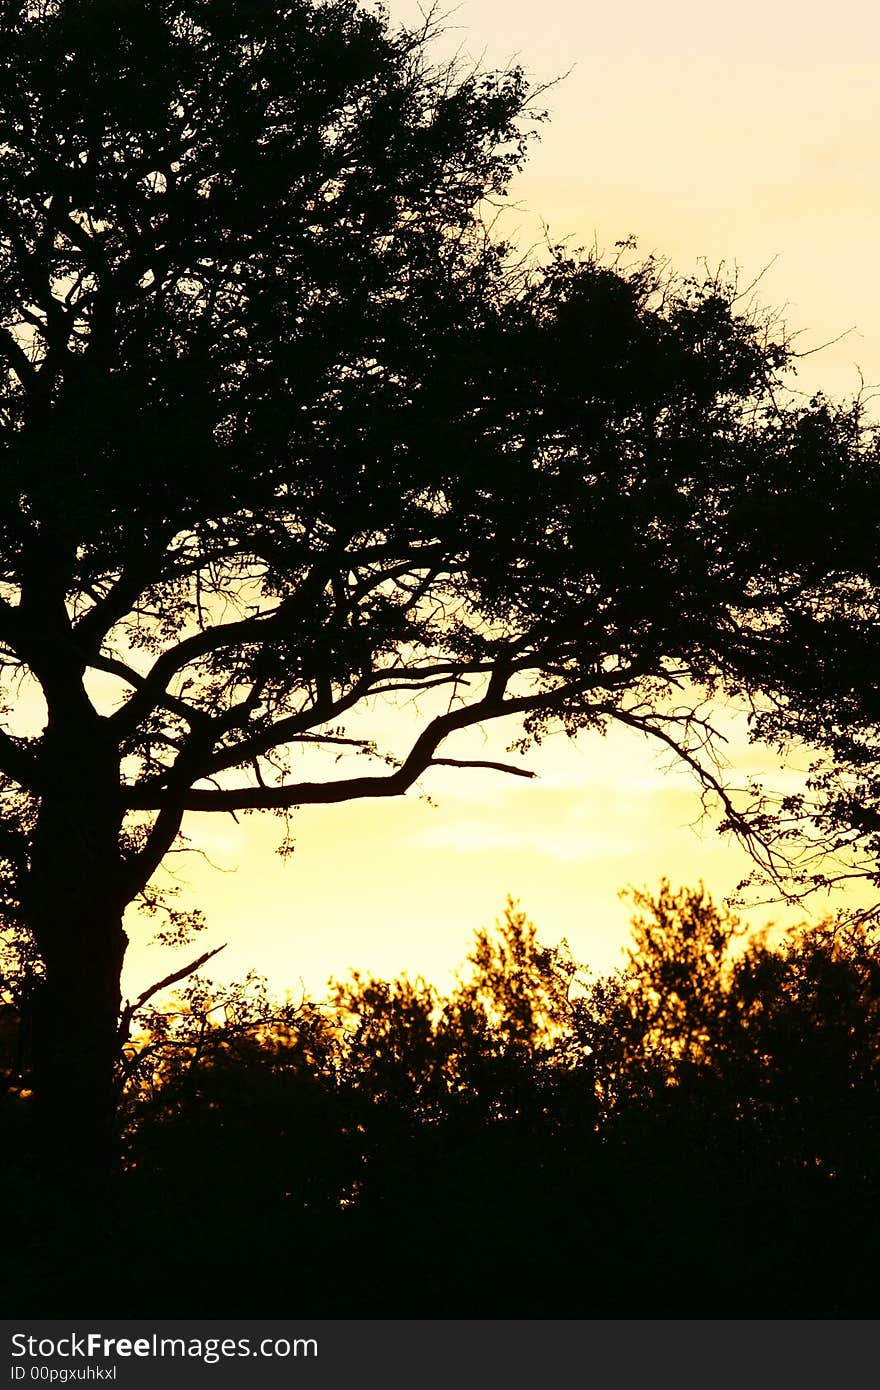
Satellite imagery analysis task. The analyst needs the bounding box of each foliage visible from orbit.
[1,877,879,1314]
[16,883,850,1316]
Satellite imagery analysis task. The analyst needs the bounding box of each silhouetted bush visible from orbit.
[2,886,879,1316]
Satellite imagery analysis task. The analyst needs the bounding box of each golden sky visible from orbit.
[124,0,880,1005]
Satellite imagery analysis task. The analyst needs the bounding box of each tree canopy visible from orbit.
[0,0,876,1152]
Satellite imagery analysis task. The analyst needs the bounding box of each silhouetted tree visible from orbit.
[331,899,578,1144]
[326,904,590,1314]
[0,0,873,1159]
[313,890,880,1313]
[571,881,749,1113]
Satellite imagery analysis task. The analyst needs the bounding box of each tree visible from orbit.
[0,0,869,1161]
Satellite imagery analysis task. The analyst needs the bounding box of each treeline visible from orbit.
[2,883,880,1317]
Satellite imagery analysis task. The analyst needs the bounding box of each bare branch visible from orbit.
[0,325,38,390]
[610,706,790,889]
[89,652,210,730]
[430,757,537,779]
[117,943,227,1044]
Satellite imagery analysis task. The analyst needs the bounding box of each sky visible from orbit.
[124,0,880,1006]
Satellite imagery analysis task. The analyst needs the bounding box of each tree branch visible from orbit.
[0,325,38,391]
[89,651,210,731]
[609,706,789,887]
[430,757,536,779]
[121,676,588,813]
[117,943,227,1044]
[0,728,40,792]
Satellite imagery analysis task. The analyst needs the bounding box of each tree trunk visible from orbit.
[26,715,126,1171]
[30,909,127,1169]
